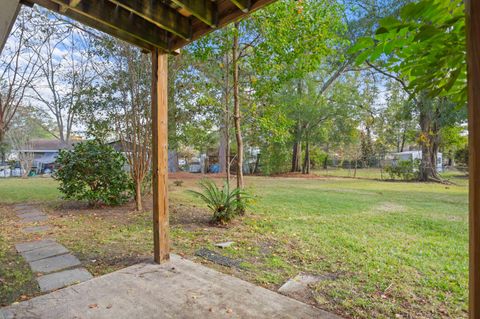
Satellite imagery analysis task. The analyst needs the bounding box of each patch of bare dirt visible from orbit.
[270,172,328,179]
[375,202,407,213]
[170,203,211,230]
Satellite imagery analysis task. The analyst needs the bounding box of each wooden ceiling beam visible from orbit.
[171,0,217,28]
[230,0,251,13]
[171,0,277,50]
[31,0,157,51]
[108,0,192,40]
[46,0,170,50]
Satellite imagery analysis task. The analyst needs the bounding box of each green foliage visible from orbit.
[54,140,131,206]
[385,159,420,180]
[352,0,466,102]
[188,179,250,223]
[252,0,346,87]
[308,147,328,169]
[259,143,291,175]
[454,145,469,168]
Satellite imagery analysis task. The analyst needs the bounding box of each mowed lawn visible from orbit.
[0,174,468,318]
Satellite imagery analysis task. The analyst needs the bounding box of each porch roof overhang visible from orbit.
[16,0,277,53]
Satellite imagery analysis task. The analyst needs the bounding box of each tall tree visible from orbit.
[0,8,47,160]
[81,37,152,211]
[232,22,244,189]
[30,11,99,144]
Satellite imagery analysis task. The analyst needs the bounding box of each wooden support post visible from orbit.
[151,49,170,264]
[467,0,480,317]
[0,0,21,53]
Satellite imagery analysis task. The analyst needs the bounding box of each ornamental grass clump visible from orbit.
[188,179,250,224]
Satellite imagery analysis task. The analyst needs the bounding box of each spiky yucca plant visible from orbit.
[188,179,249,223]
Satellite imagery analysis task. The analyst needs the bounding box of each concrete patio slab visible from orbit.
[29,254,81,273]
[22,225,52,234]
[37,268,93,292]
[20,243,69,262]
[0,255,340,319]
[15,239,57,253]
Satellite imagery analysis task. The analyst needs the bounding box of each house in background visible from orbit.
[8,138,83,174]
[389,150,443,172]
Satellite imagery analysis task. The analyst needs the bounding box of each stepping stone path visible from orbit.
[13,204,93,292]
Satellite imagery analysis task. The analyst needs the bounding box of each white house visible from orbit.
[390,150,443,172]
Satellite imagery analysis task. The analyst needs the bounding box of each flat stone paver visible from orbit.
[17,211,45,219]
[15,208,43,214]
[22,225,52,234]
[30,254,81,274]
[20,243,69,262]
[14,203,33,209]
[0,255,341,319]
[279,274,337,301]
[214,241,235,248]
[15,239,57,253]
[37,268,93,292]
[19,215,48,223]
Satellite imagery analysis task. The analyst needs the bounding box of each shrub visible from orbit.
[173,180,184,187]
[54,140,132,206]
[259,143,291,175]
[188,179,250,224]
[385,159,420,181]
[454,145,468,168]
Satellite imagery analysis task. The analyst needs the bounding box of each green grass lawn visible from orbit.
[0,173,468,318]
[313,167,468,184]
[0,178,60,203]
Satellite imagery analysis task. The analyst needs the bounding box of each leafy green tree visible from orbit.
[440,125,467,166]
[352,0,466,102]
[352,0,467,181]
[250,0,348,173]
[54,140,131,206]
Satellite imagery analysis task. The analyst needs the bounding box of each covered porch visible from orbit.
[0,0,480,318]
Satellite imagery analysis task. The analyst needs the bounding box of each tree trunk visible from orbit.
[254,153,260,174]
[302,131,310,174]
[291,140,302,172]
[135,179,143,211]
[418,100,441,181]
[354,158,358,178]
[233,22,243,191]
[221,51,231,182]
[291,121,302,173]
[400,126,407,152]
[219,126,227,173]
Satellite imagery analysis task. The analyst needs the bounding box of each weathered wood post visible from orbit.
[467,0,480,317]
[151,48,170,263]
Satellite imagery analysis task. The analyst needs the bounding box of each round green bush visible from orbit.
[54,140,132,206]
